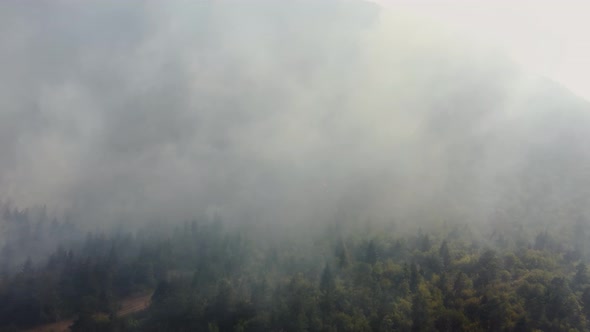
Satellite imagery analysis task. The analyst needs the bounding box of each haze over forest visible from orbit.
[1,1,590,331]
[1,0,589,231]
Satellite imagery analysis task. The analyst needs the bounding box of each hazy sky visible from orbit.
[0,0,589,230]
[373,0,590,101]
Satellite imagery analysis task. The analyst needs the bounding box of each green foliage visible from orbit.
[2,219,590,331]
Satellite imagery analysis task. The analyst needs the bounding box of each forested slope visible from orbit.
[1,219,590,331]
[2,1,590,331]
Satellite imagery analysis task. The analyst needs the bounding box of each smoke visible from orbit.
[1,0,589,230]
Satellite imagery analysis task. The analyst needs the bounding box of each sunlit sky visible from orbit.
[372,0,590,101]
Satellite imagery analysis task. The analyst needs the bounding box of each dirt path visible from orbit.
[116,292,153,316]
[25,319,73,332]
[25,291,153,332]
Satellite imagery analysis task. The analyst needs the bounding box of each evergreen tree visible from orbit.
[439,240,451,269]
[365,240,378,265]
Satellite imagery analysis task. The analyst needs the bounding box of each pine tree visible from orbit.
[439,240,451,269]
[365,240,378,265]
[335,239,351,268]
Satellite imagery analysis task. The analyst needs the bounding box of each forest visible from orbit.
[1,205,590,332]
[2,0,590,331]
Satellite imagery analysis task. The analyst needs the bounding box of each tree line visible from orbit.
[0,217,589,331]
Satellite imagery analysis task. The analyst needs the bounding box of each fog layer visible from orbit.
[1,0,589,229]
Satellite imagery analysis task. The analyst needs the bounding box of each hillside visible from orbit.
[1,1,590,331]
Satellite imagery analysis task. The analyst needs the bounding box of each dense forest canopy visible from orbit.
[2,217,590,331]
[1,0,590,331]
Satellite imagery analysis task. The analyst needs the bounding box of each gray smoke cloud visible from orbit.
[1,0,589,230]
